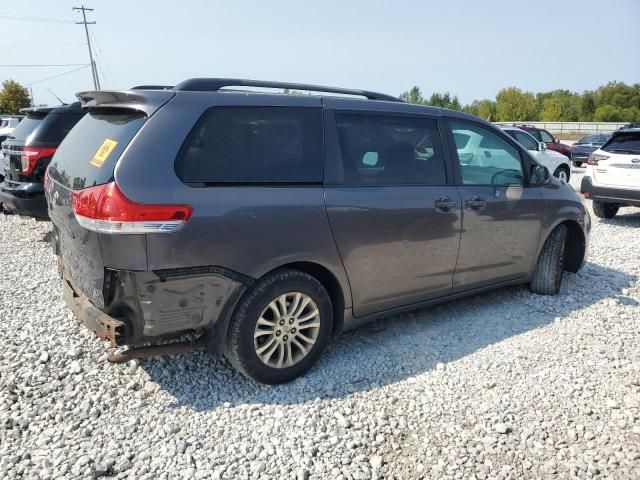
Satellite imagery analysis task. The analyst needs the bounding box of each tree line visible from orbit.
[2,78,639,122]
[399,81,640,122]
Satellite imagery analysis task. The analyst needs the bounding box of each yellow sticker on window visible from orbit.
[90,139,118,167]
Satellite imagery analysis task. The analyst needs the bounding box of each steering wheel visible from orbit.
[490,169,519,184]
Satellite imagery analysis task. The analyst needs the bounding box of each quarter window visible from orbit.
[450,122,524,186]
[175,107,323,184]
[333,113,446,185]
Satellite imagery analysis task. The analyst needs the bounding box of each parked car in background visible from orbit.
[0,104,85,217]
[499,126,572,181]
[47,79,589,384]
[513,124,572,158]
[0,116,23,182]
[0,116,23,143]
[619,122,640,131]
[580,128,640,218]
[570,134,611,167]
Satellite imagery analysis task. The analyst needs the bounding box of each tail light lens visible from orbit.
[71,182,193,234]
[20,147,57,174]
[587,153,609,166]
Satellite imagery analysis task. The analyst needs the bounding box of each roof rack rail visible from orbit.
[173,78,402,102]
[131,85,174,90]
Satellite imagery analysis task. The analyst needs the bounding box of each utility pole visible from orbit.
[73,5,100,90]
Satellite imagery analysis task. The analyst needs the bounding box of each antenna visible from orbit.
[47,88,67,105]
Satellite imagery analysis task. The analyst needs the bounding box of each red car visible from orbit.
[513,125,571,158]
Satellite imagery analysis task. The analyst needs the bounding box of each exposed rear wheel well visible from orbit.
[560,220,585,273]
[272,262,345,335]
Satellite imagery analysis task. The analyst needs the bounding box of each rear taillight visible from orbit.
[20,147,57,174]
[587,153,609,166]
[71,182,193,234]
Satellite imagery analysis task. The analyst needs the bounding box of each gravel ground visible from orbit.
[1,169,639,480]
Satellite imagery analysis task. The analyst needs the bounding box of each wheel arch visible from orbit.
[542,219,585,274]
[271,261,346,335]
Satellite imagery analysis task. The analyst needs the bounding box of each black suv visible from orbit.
[47,79,589,384]
[0,103,85,217]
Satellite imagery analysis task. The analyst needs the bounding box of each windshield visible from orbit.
[579,134,609,144]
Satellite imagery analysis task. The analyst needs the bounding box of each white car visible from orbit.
[499,126,571,182]
[580,128,640,218]
[0,116,23,180]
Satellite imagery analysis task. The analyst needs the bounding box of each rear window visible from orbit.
[49,109,146,190]
[175,107,323,184]
[580,134,608,143]
[7,113,46,141]
[602,132,640,154]
[34,112,85,143]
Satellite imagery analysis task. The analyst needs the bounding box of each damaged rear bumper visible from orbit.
[62,275,128,346]
[61,264,249,347]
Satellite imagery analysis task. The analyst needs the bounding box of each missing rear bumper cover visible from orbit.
[63,277,129,346]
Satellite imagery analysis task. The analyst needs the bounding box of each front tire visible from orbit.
[225,269,333,384]
[530,224,567,295]
[553,165,570,182]
[592,201,618,219]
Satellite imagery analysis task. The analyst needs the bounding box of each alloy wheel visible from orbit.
[253,292,321,369]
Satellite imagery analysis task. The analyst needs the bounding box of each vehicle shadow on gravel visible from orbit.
[140,261,635,411]
[600,210,640,227]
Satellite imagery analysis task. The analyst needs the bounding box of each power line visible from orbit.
[26,64,90,86]
[0,43,84,47]
[73,5,100,90]
[0,63,88,67]
[0,13,75,24]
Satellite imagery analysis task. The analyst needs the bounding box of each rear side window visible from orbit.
[175,107,323,184]
[34,112,85,143]
[334,113,446,185]
[7,113,46,141]
[602,132,640,154]
[49,110,146,190]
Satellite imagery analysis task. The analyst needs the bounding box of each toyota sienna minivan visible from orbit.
[46,79,590,384]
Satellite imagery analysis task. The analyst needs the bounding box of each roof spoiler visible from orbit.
[76,90,176,116]
[174,78,402,102]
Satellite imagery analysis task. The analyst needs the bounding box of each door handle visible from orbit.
[434,196,458,212]
[464,196,487,210]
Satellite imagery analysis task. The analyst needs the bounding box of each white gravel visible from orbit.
[1,169,639,479]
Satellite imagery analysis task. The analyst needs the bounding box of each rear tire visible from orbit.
[592,201,618,219]
[225,269,333,384]
[530,224,567,295]
[553,165,570,182]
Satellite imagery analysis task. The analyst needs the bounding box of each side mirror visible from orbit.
[538,142,547,151]
[530,164,550,186]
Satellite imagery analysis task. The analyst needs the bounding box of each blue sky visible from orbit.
[1,0,639,106]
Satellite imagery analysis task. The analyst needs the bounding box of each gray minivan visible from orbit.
[46,79,590,384]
